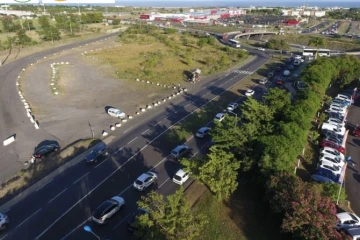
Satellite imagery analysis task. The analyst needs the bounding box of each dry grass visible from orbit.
[0,139,94,204]
[338,21,351,34]
[87,31,248,85]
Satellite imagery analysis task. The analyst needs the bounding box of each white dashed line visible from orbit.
[94,158,109,169]
[0,234,8,240]
[73,172,89,184]
[184,103,190,107]
[16,208,41,229]
[127,137,138,145]
[123,126,134,134]
[158,178,170,188]
[36,179,53,192]
[48,188,67,204]
[141,128,149,135]
[60,217,91,240]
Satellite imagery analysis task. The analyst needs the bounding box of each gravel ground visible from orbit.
[20,37,176,146]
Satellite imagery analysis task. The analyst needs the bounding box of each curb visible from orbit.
[0,136,114,213]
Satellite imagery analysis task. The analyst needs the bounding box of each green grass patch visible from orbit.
[338,21,351,34]
[88,28,248,85]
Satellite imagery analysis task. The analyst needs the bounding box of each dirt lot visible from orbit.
[20,36,175,146]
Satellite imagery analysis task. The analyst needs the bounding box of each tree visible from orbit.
[2,17,20,32]
[308,37,327,59]
[181,147,240,201]
[267,173,343,240]
[38,26,61,42]
[264,88,291,121]
[15,29,32,46]
[38,15,51,29]
[135,188,208,240]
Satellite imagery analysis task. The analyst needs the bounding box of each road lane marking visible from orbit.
[60,217,91,240]
[36,57,270,239]
[48,188,67,204]
[36,179,53,192]
[0,234,8,240]
[141,128,149,135]
[94,158,109,169]
[219,83,224,87]
[114,146,125,154]
[123,126,134,134]
[16,208,41,229]
[112,213,131,230]
[3,209,10,214]
[158,178,170,188]
[73,172,89,184]
[127,137,138,145]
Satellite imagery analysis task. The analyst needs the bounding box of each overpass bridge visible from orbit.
[232,31,278,40]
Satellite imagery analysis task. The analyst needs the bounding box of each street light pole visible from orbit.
[83,225,100,240]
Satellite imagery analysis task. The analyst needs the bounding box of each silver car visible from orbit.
[0,213,9,231]
[133,172,157,191]
[92,196,125,225]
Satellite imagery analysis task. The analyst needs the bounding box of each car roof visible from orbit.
[198,127,209,132]
[175,169,187,176]
[216,113,224,117]
[137,172,154,181]
[337,212,358,222]
[174,145,187,151]
[228,102,237,106]
[93,200,116,218]
[108,108,120,112]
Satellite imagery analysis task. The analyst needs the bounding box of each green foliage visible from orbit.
[80,12,103,23]
[112,19,120,25]
[2,17,21,32]
[15,29,33,46]
[181,147,240,201]
[319,183,347,202]
[135,188,208,240]
[38,15,51,29]
[38,26,61,42]
[164,28,177,34]
[265,39,290,50]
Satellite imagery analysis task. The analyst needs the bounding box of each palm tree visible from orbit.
[308,37,326,59]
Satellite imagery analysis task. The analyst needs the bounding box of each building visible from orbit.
[281,9,326,17]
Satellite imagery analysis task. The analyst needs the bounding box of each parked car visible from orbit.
[107,108,126,119]
[275,79,284,85]
[336,212,360,230]
[173,169,190,185]
[195,127,210,138]
[288,65,295,70]
[275,66,282,72]
[245,89,255,96]
[331,98,350,107]
[32,143,59,160]
[320,141,345,154]
[323,135,343,145]
[283,70,291,76]
[257,47,265,51]
[353,126,360,137]
[344,227,360,240]
[127,208,150,232]
[259,78,268,85]
[326,117,344,126]
[325,120,346,128]
[314,168,340,182]
[226,102,238,112]
[317,160,342,175]
[92,197,125,225]
[133,172,157,191]
[0,213,9,231]
[321,123,346,136]
[327,112,346,122]
[171,145,190,159]
[325,106,346,115]
[85,144,107,164]
[336,94,351,101]
[311,174,335,184]
[320,147,345,161]
[214,113,226,122]
[319,154,345,167]
[267,72,274,78]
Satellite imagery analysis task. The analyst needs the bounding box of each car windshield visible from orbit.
[171,150,178,156]
[173,175,182,181]
[350,214,358,221]
[93,200,114,218]
[135,180,143,185]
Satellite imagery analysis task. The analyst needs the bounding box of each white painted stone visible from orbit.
[26,109,31,113]
[26,111,31,118]
[147,105,152,109]
[168,96,172,99]
[154,103,158,106]
[54,92,59,95]
[136,112,140,115]
[156,83,160,86]
[53,88,56,90]
[21,99,26,102]
[16,82,20,86]
[115,123,121,127]
[34,122,39,129]
[128,116,133,119]
[184,88,188,92]
[110,126,116,131]
[50,83,54,86]
[102,131,108,136]
[163,99,166,102]
[122,119,128,122]
[3,136,15,146]
[141,108,146,112]
[157,101,161,104]
[173,86,177,89]
[66,62,70,64]
[136,79,140,81]
[146,81,150,84]
[18,76,21,79]
[29,116,35,123]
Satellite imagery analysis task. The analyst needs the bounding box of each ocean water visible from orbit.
[115,1,360,8]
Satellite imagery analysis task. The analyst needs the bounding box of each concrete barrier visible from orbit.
[3,135,15,146]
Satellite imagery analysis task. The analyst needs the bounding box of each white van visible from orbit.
[107,108,126,118]
[321,123,346,136]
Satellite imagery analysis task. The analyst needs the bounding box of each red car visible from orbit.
[320,141,345,154]
[276,79,284,85]
[353,126,360,137]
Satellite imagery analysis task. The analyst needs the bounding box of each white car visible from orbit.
[173,169,190,185]
[226,102,238,112]
[195,127,210,138]
[245,89,255,97]
[326,117,344,125]
[320,147,345,161]
[107,108,126,119]
[336,94,351,101]
[294,55,302,60]
[133,172,157,191]
[336,212,360,230]
[319,154,345,167]
[259,78,268,85]
[317,160,342,175]
[257,47,265,51]
[326,106,346,115]
[0,213,9,231]
[283,70,291,76]
[214,113,225,122]
[92,196,125,224]
[329,103,347,110]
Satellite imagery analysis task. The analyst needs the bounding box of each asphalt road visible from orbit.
[0,32,119,184]
[344,97,360,215]
[0,45,270,240]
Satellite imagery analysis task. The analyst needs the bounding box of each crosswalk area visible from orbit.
[233,70,253,75]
